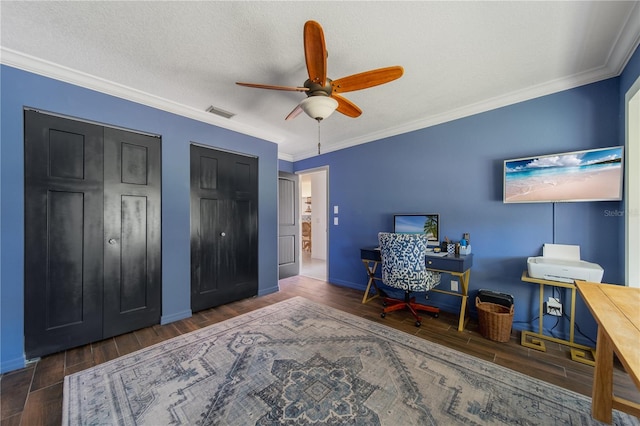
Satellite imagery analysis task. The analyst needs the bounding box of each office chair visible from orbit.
[378,232,441,327]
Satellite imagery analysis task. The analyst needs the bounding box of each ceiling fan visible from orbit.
[236,20,404,122]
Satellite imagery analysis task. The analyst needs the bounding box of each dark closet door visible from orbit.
[278,171,300,279]
[24,110,162,359]
[24,111,104,359]
[190,145,258,312]
[103,128,161,337]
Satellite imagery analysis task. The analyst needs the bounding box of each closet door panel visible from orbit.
[228,198,257,285]
[47,191,85,326]
[190,147,223,312]
[198,197,221,294]
[120,194,148,310]
[25,111,162,358]
[190,145,258,312]
[24,110,104,359]
[224,157,258,292]
[103,128,161,338]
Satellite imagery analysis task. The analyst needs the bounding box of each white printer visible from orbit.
[527,243,604,283]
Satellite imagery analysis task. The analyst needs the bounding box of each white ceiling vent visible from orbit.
[205,105,235,119]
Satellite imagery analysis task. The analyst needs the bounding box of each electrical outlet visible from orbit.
[546,297,563,316]
[451,280,459,292]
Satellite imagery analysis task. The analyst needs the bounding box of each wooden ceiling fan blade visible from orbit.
[331,66,404,93]
[332,94,362,118]
[236,82,309,92]
[304,20,327,86]
[285,104,304,121]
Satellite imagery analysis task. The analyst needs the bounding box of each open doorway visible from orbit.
[298,168,328,281]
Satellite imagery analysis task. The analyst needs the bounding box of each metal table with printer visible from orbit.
[522,243,604,366]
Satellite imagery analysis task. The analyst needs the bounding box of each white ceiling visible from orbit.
[2,1,639,161]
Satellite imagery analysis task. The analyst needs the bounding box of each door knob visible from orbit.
[108,238,117,245]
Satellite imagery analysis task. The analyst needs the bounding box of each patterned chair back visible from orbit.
[378,232,441,292]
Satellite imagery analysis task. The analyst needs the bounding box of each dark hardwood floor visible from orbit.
[2,275,638,425]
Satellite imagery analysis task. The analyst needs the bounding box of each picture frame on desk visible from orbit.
[393,213,440,247]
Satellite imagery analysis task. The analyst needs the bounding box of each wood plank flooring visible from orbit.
[2,275,638,425]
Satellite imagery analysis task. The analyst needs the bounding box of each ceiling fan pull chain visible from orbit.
[317,120,321,154]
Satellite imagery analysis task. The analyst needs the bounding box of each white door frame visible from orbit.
[297,166,329,280]
[625,75,640,287]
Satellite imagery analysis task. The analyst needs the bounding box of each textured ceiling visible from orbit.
[2,1,639,161]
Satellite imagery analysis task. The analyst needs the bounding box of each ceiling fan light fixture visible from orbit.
[300,96,338,120]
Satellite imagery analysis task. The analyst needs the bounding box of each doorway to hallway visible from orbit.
[298,168,327,281]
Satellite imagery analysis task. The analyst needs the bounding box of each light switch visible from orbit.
[334,205,339,214]
[334,217,339,225]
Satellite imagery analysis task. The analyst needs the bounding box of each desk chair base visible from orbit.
[380,292,439,327]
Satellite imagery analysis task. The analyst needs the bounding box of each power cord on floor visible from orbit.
[513,315,561,337]
[552,289,597,346]
[563,311,597,346]
[548,315,560,339]
[513,290,597,346]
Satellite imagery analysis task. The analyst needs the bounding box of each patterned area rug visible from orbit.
[63,297,638,425]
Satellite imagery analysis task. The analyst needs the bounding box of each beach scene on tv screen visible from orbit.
[504,147,623,203]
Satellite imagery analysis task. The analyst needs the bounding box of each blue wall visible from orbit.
[293,45,640,346]
[278,159,294,173]
[0,66,279,373]
[2,44,638,373]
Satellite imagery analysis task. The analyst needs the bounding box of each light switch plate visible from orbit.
[334,217,339,225]
[334,205,339,214]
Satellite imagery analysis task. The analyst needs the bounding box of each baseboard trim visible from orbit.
[258,284,279,297]
[161,309,192,325]
[1,354,27,374]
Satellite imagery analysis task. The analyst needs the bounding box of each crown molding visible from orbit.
[0,48,284,146]
[290,61,628,162]
[4,32,638,165]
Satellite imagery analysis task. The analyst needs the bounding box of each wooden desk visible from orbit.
[360,248,473,331]
[576,280,640,424]
[520,271,595,366]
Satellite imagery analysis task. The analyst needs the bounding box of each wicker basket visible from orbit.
[476,297,514,342]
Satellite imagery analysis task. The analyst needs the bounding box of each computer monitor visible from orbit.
[393,213,439,246]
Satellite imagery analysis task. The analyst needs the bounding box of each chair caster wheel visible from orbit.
[382,302,387,307]
[380,312,386,318]
[433,313,439,318]
[415,321,421,327]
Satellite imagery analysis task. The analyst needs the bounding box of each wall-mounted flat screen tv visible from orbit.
[393,214,439,246]
[503,146,624,203]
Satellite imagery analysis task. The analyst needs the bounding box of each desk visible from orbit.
[360,248,473,331]
[576,280,640,424]
[520,271,595,366]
